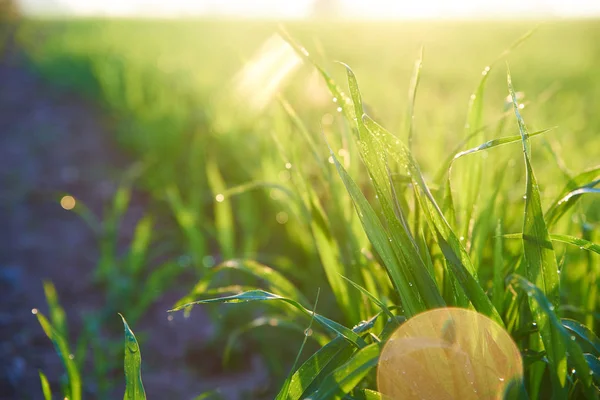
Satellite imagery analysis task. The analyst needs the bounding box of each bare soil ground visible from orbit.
[0,54,267,399]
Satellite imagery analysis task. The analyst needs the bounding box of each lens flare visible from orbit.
[378,308,523,400]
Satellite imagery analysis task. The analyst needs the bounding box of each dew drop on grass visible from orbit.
[482,66,490,75]
[215,193,225,202]
[68,354,74,360]
[328,156,334,164]
[285,162,292,169]
[336,106,343,113]
[572,368,576,374]
[523,195,527,200]
[276,211,288,224]
[31,308,38,315]
[304,328,313,337]
[459,236,465,241]
[499,377,505,382]
[332,97,337,103]
[570,335,576,341]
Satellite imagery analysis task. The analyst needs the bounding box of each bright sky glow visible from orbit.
[18,0,600,18]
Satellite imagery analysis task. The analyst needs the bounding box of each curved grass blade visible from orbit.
[503,233,600,256]
[562,319,600,355]
[119,314,146,400]
[511,275,593,396]
[170,290,366,348]
[545,165,600,228]
[39,371,52,400]
[583,354,600,390]
[452,128,552,163]
[309,343,380,400]
[35,312,81,400]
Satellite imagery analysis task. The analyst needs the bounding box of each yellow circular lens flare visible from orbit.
[60,195,76,210]
[377,308,523,400]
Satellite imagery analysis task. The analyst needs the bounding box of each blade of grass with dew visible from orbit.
[309,343,380,400]
[171,290,366,348]
[275,314,379,400]
[562,319,600,355]
[35,312,81,400]
[545,165,600,228]
[362,114,502,324]
[508,69,566,396]
[584,354,600,390]
[279,290,321,399]
[342,65,445,311]
[326,147,425,317]
[119,314,146,400]
[206,157,235,259]
[511,275,594,397]
[39,371,52,400]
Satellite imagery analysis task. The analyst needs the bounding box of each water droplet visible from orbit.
[532,322,537,327]
[285,162,292,169]
[459,236,465,241]
[276,211,288,224]
[518,103,525,110]
[215,194,225,202]
[328,156,334,164]
[571,335,576,341]
[304,328,313,337]
[31,308,38,315]
[470,94,477,100]
[572,368,576,374]
[499,377,505,382]
[482,66,490,75]
[409,282,413,287]
[336,107,343,113]
[523,195,527,200]
[68,354,74,360]
[332,97,338,103]
[167,315,174,322]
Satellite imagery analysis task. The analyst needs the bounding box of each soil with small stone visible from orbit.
[0,52,268,399]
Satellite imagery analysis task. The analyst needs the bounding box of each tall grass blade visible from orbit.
[39,371,52,400]
[119,314,146,400]
[508,69,566,396]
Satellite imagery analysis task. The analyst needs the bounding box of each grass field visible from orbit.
[15,18,600,399]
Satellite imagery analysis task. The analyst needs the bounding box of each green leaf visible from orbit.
[119,314,146,400]
[39,371,52,400]
[171,290,367,348]
[406,47,423,150]
[583,354,600,389]
[309,343,380,400]
[339,274,396,321]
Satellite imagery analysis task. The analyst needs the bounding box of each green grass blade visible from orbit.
[35,312,81,400]
[42,281,68,339]
[275,315,378,400]
[562,319,600,356]
[127,215,153,276]
[339,274,395,321]
[170,290,367,348]
[549,234,600,256]
[511,275,593,397]
[583,354,600,390]
[452,128,552,162]
[508,69,566,395]
[362,114,502,324]
[310,343,380,400]
[206,157,235,259]
[545,165,600,227]
[119,314,146,400]
[39,371,52,400]
[406,47,423,150]
[493,221,505,314]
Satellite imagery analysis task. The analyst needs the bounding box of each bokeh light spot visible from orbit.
[60,195,76,210]
[378,308,523,400]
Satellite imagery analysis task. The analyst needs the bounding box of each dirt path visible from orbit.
[0,58,267,399]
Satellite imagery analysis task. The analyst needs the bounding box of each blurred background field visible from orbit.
[2,1,600,398]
